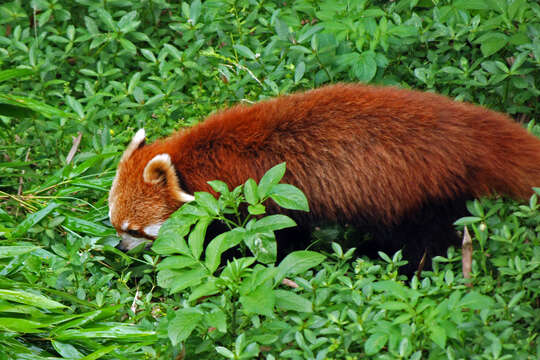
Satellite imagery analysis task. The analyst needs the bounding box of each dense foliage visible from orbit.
[0,0,539,359]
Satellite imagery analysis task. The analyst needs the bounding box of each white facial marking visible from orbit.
[120,233,148,251]
[144,222,163,238]
[121,220,130,231]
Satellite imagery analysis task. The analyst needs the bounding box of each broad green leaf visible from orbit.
[295,61,306,83]
[244,178,259,205]
[0,68,33,82]
[63,215,115,237]
[0,246,39,258]
[0,289,66,309]
[55,325,156,341]
[258,163,286,199]
[152,215,193,255]
[251,215,296,233]
[269,184,309,211]
[459,291,495,310]
[66,95,84,118]
[239,282,275,317]
[205,228,245,273]
[353,51,377,82]
[275,251,326,283]
[365,333,388,355]
[234,44,256,60]
[430,324,447,348]
[157,266,207,293]
[11,202,60,239]
[0,93,75,119]
[274,290,313,312]
[52,341,84,359]
[80,345,119,360]
[155,255,199,270]
[189,218,211,260]
[168,308,202,346]
[0,317,48,333]
[188,278,220,302]
[195,192,219,216]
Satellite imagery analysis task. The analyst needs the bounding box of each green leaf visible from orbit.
[0,289,66,309]
[251,215,296,233]
[0,317,48,333]
[168,308,202,346]
[239,282,275,317]
[275,251,326,283]
[152,215,193,255]
[0,93,75,119]
[365,333,388,355]
[205,228,245,273]
[430,324,447,348]
[258,163,286,199]
[66,95,84,118]
[353,51,377,82]
[244,178,259,205]
[11,202,60,239]
[274,290,313,312]
[294,61,306,83]
[234,44,256,60]
[157,266,207,293]
[0,246,39,258]
[195,192,220,216]
[476,32,508,57]
[0,68,33,82]
[155,255,199,270]
[55,324,156,341]
[269,184,309,211]
[189,218,211,260]
[459,291,495,310]
[79,345,119,360]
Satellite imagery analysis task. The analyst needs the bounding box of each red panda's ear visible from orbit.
[120,128,146,163]
[143,153,195,203]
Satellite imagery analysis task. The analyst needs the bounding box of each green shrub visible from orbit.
[0,0,539,359]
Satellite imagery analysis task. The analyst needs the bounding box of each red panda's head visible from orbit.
[108,129,194,251]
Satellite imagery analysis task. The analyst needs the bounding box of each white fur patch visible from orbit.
[133,128,146,145]
[178,192,195,202]
[121,220,130,231]
[144,222,163,238]
[119,233,148,251]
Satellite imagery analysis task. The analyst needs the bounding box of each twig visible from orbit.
[462,226,473,286]
[66,132,82,165]
[17,148,31,196]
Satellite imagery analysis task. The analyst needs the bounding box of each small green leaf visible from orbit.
[274,290,313,312]
[168,308,202,346]
[189,218,211,260]
[258,163,286,199]
[205,228,245,273]
[244,178,259,205]
[0,289,66,309]
[0,246,39,258]
[275,251,326,283]
[240,282,275,317]
[11,202,60,239]
[0,68,33,82]
[234,44,256,60]
[365,333,388,355]
[251,215,296,233]
[294,61,306,83]
[269,184,309,211]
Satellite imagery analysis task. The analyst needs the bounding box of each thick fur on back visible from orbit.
[109,84,540,269]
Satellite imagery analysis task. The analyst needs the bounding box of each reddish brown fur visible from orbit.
[109,84,540,267]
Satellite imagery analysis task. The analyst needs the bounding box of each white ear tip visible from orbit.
[133,128,146,143]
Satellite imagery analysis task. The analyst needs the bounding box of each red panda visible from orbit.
[108,83,540,271]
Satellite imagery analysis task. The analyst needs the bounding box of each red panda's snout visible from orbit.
[108,129,195,251]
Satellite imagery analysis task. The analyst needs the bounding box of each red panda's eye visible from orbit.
[127,229,142,237]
